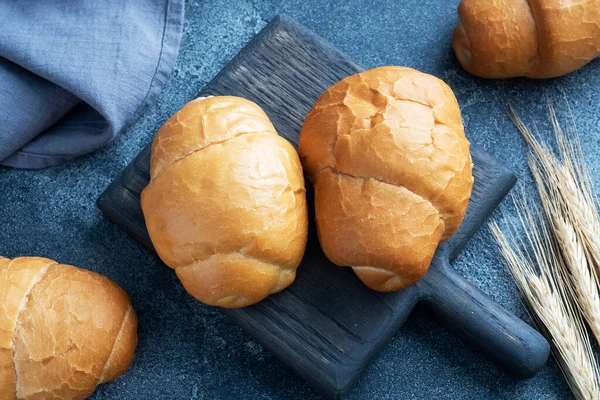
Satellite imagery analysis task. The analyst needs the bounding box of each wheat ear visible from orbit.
[490,197,600,400]
[511,103,600,272]
[510,107,600,346]
[529,158,600,345]
[550,102,600,276]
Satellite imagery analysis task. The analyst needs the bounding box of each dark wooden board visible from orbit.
[97,16,550,399]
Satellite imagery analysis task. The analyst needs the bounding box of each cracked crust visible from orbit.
[0,257,54,400]
[299,67,473,291]
[0,257,137,400]
[141,96,308,308]
[453,0,600,79]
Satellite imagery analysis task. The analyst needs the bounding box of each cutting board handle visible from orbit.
[418,250,550,378]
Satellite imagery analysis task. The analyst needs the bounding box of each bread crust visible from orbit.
[0,256,137,400]
[453,0,600,78]
[141,96,308,308]
[298,67,473,291]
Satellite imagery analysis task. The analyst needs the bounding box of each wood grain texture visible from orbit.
[97,16,549,399]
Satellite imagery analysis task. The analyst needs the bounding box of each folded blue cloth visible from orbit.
[0,0,184,168]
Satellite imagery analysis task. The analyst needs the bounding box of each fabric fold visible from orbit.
[0,0,185,168]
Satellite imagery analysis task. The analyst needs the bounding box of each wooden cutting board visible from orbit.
[97,16,550,399]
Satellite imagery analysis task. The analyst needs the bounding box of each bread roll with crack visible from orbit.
[298,66,473,291]
[141,96,308,308]
[453,0,600,78]
[0,256,137,400]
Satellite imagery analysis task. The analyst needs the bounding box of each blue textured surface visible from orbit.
[0,0,598,399]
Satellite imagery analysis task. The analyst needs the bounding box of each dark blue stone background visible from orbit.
[1,0,598,398]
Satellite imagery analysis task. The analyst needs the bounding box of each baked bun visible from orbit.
[453,0,600,79]
[298,66,473,291]
[0,256,137,400]
[141,96,308,308]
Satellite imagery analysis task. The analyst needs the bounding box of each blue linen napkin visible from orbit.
[0,0,185,168]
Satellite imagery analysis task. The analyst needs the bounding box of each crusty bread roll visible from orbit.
[453,0,600,78]
[0,256,137,400]
[298,66,473,291]
[141,96,308,308]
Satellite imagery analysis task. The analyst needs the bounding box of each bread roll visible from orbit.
[141,96,308,308]
[453,0,600,78]
[298,66,473,291]
[0,256,137,400]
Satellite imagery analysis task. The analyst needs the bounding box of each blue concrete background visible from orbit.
[1,0,598,398]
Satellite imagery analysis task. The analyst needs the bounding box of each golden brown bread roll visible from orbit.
[453,0,600,78]
[141,96,308,308]
[0,256,137,400]
[298,66,473,291]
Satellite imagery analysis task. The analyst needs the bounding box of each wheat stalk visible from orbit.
[550,103,600,275]
[529,158,600,345]
[510,106,600,347]
[512,104,600,271]
[490,197,600,399]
